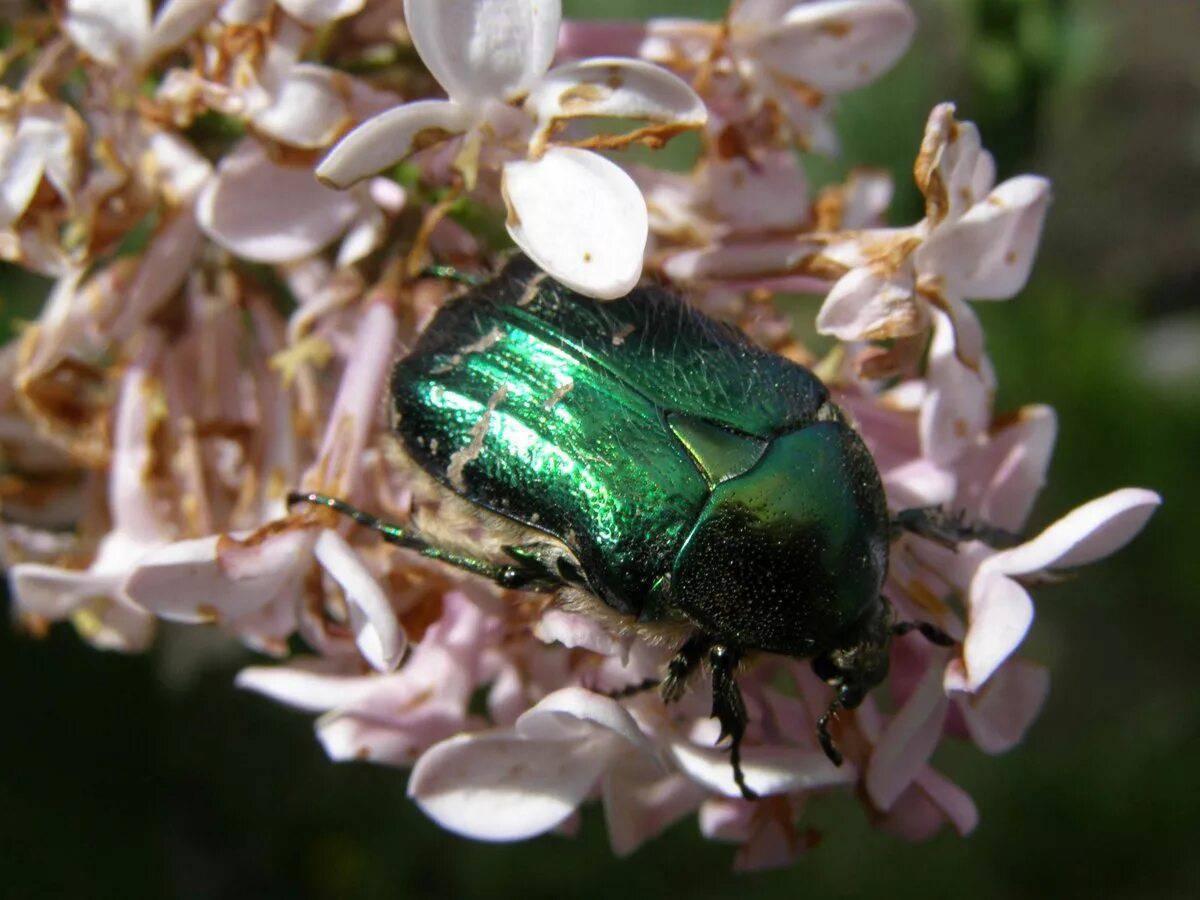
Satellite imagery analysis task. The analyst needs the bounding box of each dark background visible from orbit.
[2,1,1197,897]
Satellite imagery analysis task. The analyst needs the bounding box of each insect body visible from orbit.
[293,256,978,798]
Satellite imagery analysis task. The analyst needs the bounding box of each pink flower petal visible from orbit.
[197,141,361,263]
[918,175,1051,300]
[959,570,1034,692]
[702,149,808,232]
[919,308,994,464]
[670,741,854,799]
[987,487,1162,577]
[603,768,705,856]
[955,658,1050,754]
[516,687,655,755]
[865,652,951,810]
[313,530,405,672]
[409,731,612,841]
[955,404,1057,532]
[753,0,917,94]
[533,608,626,656]
[816,264,921,341]
[235,658,384,713]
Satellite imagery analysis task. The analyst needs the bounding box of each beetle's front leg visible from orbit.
[709,643,758,801]
[287,492,558,593]
[892,506,1021,549]
[659,633,711,703]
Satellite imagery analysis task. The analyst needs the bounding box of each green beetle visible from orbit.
[293,255,992,798]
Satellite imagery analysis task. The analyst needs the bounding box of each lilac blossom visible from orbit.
[0,0,1161,871]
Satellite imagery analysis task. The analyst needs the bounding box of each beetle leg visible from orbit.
[892,506,1021,549]
[605,678,661,700]
[891,619,956,646]
[660,633,710,703]
[287,492,558,593]
[816,698,843,767]
[418,264,484,287]
[709,643,758,801]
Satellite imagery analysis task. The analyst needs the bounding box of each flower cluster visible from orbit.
[1,0,1158,870]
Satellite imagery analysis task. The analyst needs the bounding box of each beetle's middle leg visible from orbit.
[892,506,1020,549]
[287,492,559,593]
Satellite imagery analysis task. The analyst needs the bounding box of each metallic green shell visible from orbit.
[391,256,830,619]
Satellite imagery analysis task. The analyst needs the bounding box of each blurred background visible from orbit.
[2,0,1197,896]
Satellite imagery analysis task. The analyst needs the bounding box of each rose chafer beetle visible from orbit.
[292,255,1011,798]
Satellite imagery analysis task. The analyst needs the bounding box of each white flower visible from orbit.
[817,103,1052,367]
[316,0,706,299]
[9,337,170,651]
[64,0,218,73]
[949,487,1162,691]
[196,140,391,265]
[633,0,915,153]
[123,300,406,669]
[218,0,365,27]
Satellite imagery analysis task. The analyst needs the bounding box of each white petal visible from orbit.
[8,564,155,651]
[9,564,121,621]
[533,608,625,656]
[218,0,270,24]
[278,0,366,25]
[919,309,994,465]
[816,265,921,341]
[316,100,470,189]
[124,531,308,627]
[752,0,916,93]
[865,655,950,810]
[527,56,705,146]
[920,175,1052,300]
[913,767,978,836]
[702,149,807,232]
[111,209,202,339]
[236,658,383,712]
[64,0,151,67]
[335,203,387,268]
[515,687,655,754]
[197,141,361,263]
[313,529,405,672]
[663,239,822,283]
[670,741,854,799]
[145,0,219,63]
[955,405,1057,532]
[986,487,1162,578]
[409,730,610,841]
[960,571,1033,692]
[145,131,212,202]
[403,0,561,105]
[502,147,647,299]
[603,771,705,857]
[0,108,79,228]
[914,103,994,224]
[317,699,467,763]
[955,658,1049,754]
[252,64,351,149]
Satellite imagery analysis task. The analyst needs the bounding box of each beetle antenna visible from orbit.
[816,698,844,767]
